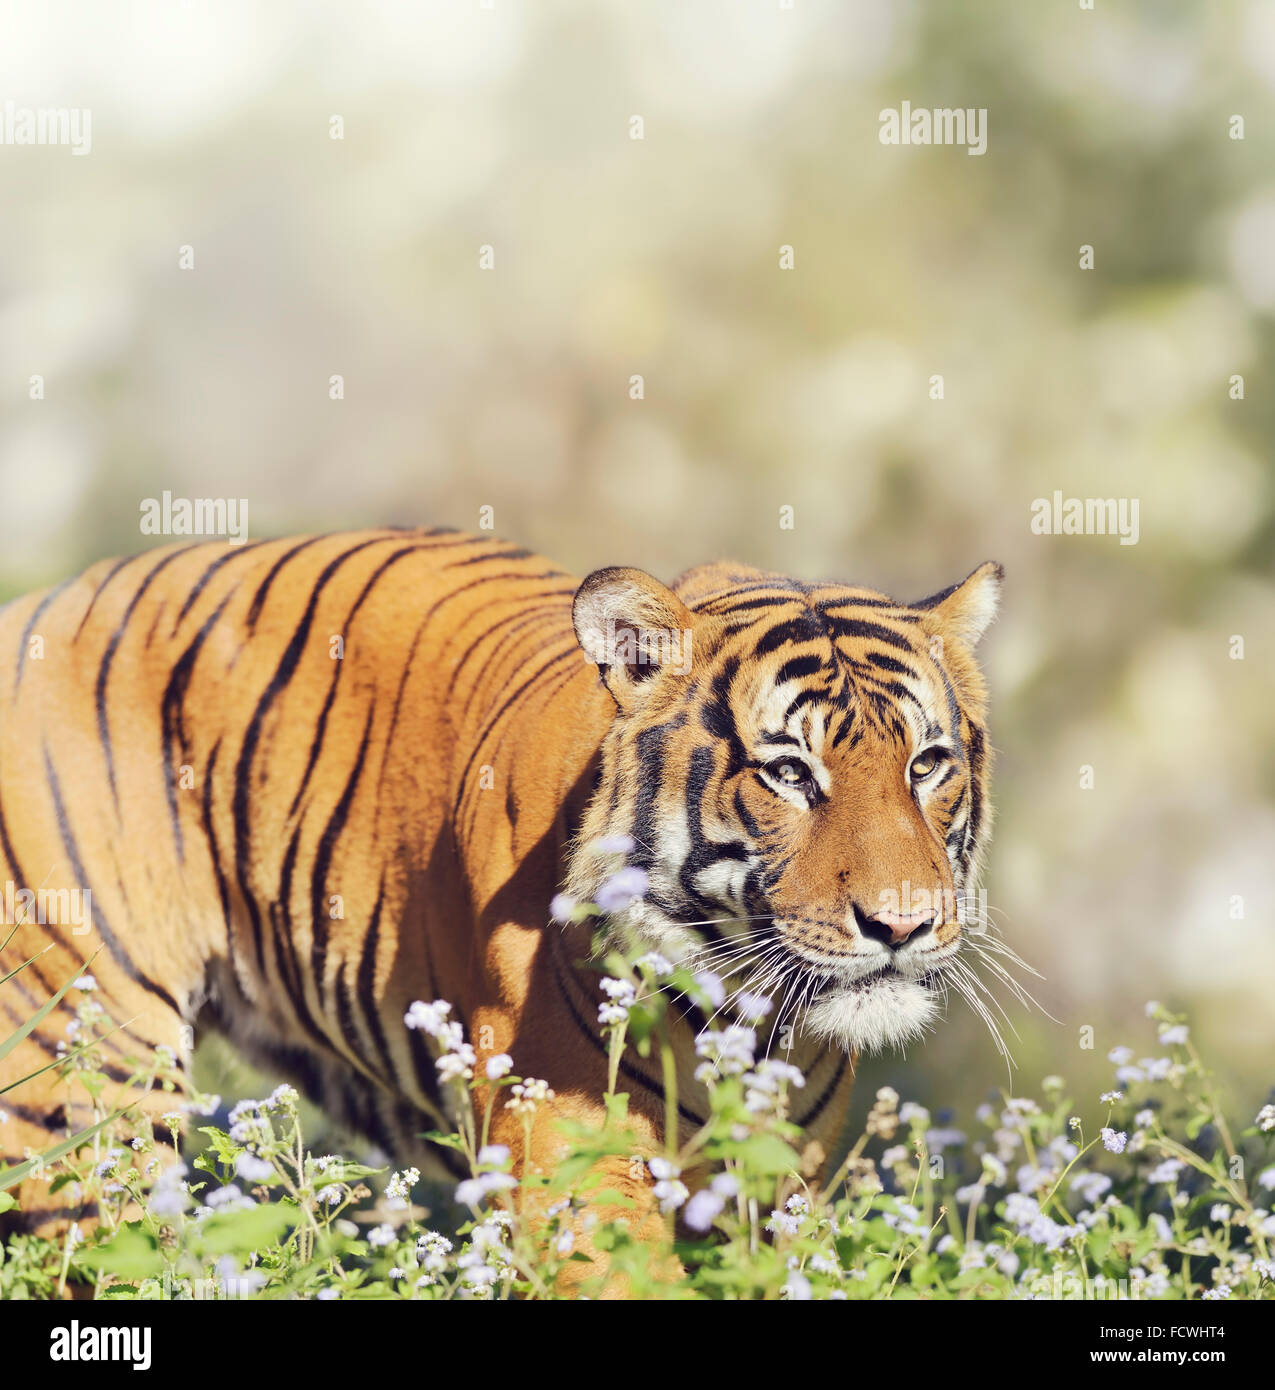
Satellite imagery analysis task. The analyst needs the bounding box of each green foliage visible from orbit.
[2,949,1273,1300]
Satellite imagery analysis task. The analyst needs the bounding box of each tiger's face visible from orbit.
[569,559,1002,1056]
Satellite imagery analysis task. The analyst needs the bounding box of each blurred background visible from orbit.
[1,0,1271,1138]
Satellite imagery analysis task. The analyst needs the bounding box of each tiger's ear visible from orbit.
[573,567,697,710]
[917,561,1003,647]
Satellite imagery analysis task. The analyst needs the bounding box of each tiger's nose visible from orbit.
[867,908,936,946]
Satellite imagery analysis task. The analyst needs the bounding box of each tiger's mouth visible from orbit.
[802,969,941,1055]
[815,960,945,996]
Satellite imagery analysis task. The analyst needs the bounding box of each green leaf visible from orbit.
[196,1126,244,1166]
[313,1161,383,1185]
[76,1224,164,1280]
[627,1003,657,1051]
[421,1131,465,1151]
[723,1132,802,1176]
[579,1187,638,1209]
[195,1200,297,1255]
[78,1071,109,1102]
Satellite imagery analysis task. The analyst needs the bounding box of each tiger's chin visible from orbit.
[803,974,939,1056]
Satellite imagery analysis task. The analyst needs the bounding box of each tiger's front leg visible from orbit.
[480,1074,681,1296]
[468,980,683,1296]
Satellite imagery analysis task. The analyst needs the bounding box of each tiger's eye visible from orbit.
[766,758,811,787]
[910,749,942,780]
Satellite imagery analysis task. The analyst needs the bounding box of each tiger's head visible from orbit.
[567,559,1002,1056]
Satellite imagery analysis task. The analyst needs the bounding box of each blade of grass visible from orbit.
[0,1108,125,1192]
[0,949,100,1065]
[0,942,54,987]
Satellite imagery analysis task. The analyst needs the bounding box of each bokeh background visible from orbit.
[1,0,1272,1139]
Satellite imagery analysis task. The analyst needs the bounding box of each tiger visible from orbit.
[0,528,1001,1269]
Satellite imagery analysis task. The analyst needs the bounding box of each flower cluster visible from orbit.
[405,999,476,1084]
[505,1078,555,1116]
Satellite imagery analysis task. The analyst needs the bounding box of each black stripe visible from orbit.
[441,593,576,705]
[308,702,377,1007]
[14,577,73,691]
[628,716,687,873]
[445,548,545,568]
[782,686,824,723]
[701,592,801,616]
[754,615,825,658]
[678,745,749,915]
[828,707,859,751]
[169,540,265,636]
[933,763,959,795]
[333,960,377,1081]
[700,655,747,775]
[868,678,925,711]
[795,1053,848,1128]
[824,615,915,652]
[818,596,921,620]
[863,650,920,679]
[962,725,986,872]
[2,1101,63,1131]
[43,744,181,1015]
[287,543,423,819]
[96,547,192,805]
[354,883,398,1087]
[912,579,961,610]
[246,535,331,631]
[0,781,27,888]
[450,644,579,830]
[405,1010,450,1117]
[72,555,140,641]
[161,587,239,862]
[773,654,825,685]
[199,741,233,960]
[375,612,431,803]
[270,823,330,1052]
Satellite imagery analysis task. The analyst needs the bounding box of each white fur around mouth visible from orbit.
[803,972,939,1055]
